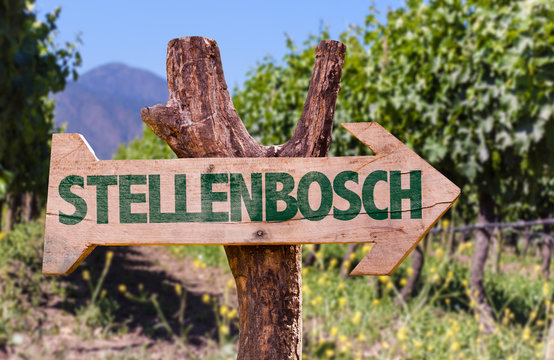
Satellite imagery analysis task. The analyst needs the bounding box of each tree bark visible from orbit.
[470,192,496,333]
[399,245,424,302]
[141,36,345,359]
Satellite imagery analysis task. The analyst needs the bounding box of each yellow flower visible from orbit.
[343,260,351,270]
[534,265,542,275]
[442,219,450,229]
[315,251,323,259]
[397,326,407,341]
[381,341,389,349]
[227,308,237,319]
[202,294,210,304]
[302,284,311,295]
[362,244,372,253]
[311,296,323,306]
[450,342,461,351]
[445,298,451,306]
[330,326,339,337]
[106,251,114,263]
[373,298,380,306]
[329,258,338,268]
[427,344,434,351]
[543,282,550,297]
[337,282,345,291]
[219,305,229,317]
[350,252,357,261]
[462,279,469,288]
[378,276,388,284]
[358,333,366,342]
[400,278,407,286]
[338,335,348,343]
[523,327,531,342]
[338,297,347,307]
[386,281,394,290]
[352,311,362,325]
[406,267,413,276]
[82,270,90,281]
[174,284,182,296]
[436,248,444,259]
[118,284,127,293]
[227,279,235,288]
[219,325,229,336]
[530,311,537,320]
[412,339,423,348]
[429,266,437,274]
[100,289,107,300]
[317,274,327,285]
[324,349,334,358]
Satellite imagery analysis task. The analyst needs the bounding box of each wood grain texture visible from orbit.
[43,123,460,276]
[143,37,346,360]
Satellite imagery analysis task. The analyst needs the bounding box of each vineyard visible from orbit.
[1,0,553,359]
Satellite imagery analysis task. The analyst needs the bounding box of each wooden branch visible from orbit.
[141,36,346,359]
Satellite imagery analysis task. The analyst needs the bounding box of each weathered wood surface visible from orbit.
[43,122,460,276]
[144,37,345,360]
[42,37,460,359]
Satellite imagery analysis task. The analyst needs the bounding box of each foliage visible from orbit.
[0,0,80,198]
[232,0,554,222]
[114,124,176,160]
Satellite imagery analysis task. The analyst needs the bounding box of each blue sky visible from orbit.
[36,0,402,89]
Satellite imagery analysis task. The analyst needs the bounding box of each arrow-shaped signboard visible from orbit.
[43,123,460,276]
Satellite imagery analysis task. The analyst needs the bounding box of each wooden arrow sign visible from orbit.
[43,122,460,276]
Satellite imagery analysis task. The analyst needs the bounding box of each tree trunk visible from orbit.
[491,228,501,275]
[4,192,20,232]
[522,226,532,259]
[141,36,345,359]
[0,199,3,233]
[340,244,357,278]
[399,245,424,302]
[21,192,34,223]
[304,243,320,266]
[470,192,496,333]
[543,225,552,279]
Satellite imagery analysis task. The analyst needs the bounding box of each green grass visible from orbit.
[174,240,551,359]
[1,220,550,359]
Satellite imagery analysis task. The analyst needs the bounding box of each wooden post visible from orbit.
[141,36,345,359]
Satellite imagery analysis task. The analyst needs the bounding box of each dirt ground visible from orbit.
[2,246,238,360]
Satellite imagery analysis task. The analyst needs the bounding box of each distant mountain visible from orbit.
[53,63,168,159]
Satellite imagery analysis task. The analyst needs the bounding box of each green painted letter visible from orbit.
[119,175,147,224]
[297,171,332,221]
[362,171,388,220]
[149,175,176,223]
[390,170,422,219]
[333,171,361,221]
[201,173,229,222]
[230,173,262,222]
[265,172,298,221]
[87,175,117,224]
[59,175,87,225]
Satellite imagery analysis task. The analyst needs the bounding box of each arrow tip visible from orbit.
[341,123,405,155]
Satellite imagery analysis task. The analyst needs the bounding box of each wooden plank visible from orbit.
[43,122,460,275]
